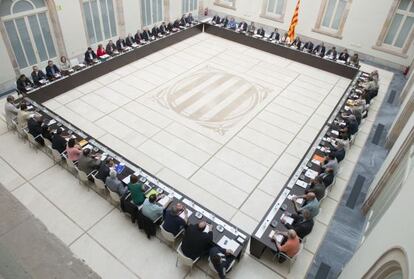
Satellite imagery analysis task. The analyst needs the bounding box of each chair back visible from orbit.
[109,191,121,203]
[94,177,106,190]
[208,258,218,274]
[177,243,197,267]
[27,133,37,144]
[51,149,62,163]
[66,157,77,172]
[44,138,52,149]
[160,222,176,242]
[78,170,89,184]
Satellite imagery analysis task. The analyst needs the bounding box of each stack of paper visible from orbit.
[218,236,240,252]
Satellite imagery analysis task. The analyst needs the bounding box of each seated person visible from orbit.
[141,28,154,41]
[256,26,265,37]
[116,37,126,51]
[338,48,350,62]
[173,19,181,29]
[227,17,237,30]
[41,121,52,141]
[16,102,33,129]
[292,192,320,218]
[209,246,235,278]
[4,95,18,127]
[84,47,97,65]
[282,209,314,239]
[31,66,47,87]
[60,56,71,75]
[186,13,195,24]
[291,36,302,49]
[151,25,161,38]
[333,142,346,162]
[66,138,82,161]
[220,16,229,27]
[27,115,45,146]
[312,42,326,57]
[237,21,248,32]
[106,170,128,197]
[321,153,339,175]
[125,33,135,46]
[134,30,144,43]
[362,76,379,103]
[212,15,221,25]
[319,168,335,188]
[181,221,213,260]
[326,46,338,59]
[272,229,300,263]
[167,21,177,32]
[350,53,359,67]
[302,41,314,52]
[95,158,114,181]
[106,40,117,55]
[16,74,34,94]
[247,22,256,35]
[77,148,101,175]
[96,44,107,58]
[159,22,168,35]
[162,203,188,236]
[141,194,171,222]
[180,14,189,27]
[51,128,67,154]
[341,113,359,136]
[45,60,61,80]
[128,174,145,206]
[305,176,326,201]
[280,32,291,45]
[269,28,280,41]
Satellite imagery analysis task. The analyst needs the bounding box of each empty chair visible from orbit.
[43,138,53,156]
[176,242,200,274]
[160,221,184,248]
[65,157,78,175]
[93,175,108,196]
[16,124,27,140]
[77,169,90,189]
[27,132,41,150]
[51,149,63,165]
[109,190,121,208]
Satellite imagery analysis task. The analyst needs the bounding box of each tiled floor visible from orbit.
[42,33,351,234]
[0,32,394,278]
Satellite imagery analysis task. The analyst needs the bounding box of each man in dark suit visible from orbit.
[173,19,181,29]
[303,41,314,52]
[256,27,265,37]
[151,25,160,38]
[283,209,314,239]
[338,49,350,62]
[180,15,188,27]
[159,22,168,34]
[51,128,67,154]
[181,221,213,260]
[269,28,280,41]
[142,28,153,41]
[45,60,61,80]
[312,42,326,57]
[292,36,302,49]
[84,47,97,65]
[31,66,46,87]
[27,116,45,146]
[116,37,126,51]
[319,168,335,188]
[106,40,117,55]
[237,21,248,32]
[212,15,221,25]
[220,16,229,27]
[125,33,135,46]
[326,46,338,59]
[95,158,114,181]
[134,30,144,43]
[186,13,195,24]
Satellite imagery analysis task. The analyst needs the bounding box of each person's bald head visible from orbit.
[306,192,316,200]
[198,221,207,231]
[287,229,297,239]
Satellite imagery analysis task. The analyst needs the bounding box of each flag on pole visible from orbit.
[287,0,301,42]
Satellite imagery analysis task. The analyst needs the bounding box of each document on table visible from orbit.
[281,214,294,225]
[48,119,56,126]
[179,209,192,220]
[157,196,171,207]
[305,169,318,179]
[218,236,240,252]
[295,179,308,188]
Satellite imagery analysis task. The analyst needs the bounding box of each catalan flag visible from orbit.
[288,0,301,42]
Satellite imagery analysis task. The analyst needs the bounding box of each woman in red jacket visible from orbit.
[96,44,107,58]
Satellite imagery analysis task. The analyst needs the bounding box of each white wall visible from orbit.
[205,0,414,69]
[339,113,414,278]
[123,0,142,35]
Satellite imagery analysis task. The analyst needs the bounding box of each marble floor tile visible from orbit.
[272,153,302,177]
[65,99,105,122]
[109,109,161,137]
[315,197,337,226]
[12,183,83,245]
[240,189,274,221]
[123,101,173,129]
[107,80,146,99]
[258,169,289,197]
[0,156,25,191]
[285,138,311,159]
[248,118,294,146]
[230,211,259,235]
[304,220,327,254]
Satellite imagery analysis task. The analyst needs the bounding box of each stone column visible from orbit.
[47,1,68,58]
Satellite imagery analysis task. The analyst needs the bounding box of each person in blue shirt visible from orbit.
[227,17,237,30]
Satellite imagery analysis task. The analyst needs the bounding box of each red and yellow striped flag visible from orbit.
[287,0,301,42]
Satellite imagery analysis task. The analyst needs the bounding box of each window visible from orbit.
[141,0,163,27]
[261,0,286,22]
[313,0,352,37]
[0,0,57,70]
[214,0,236,10]
[383,0,414,49]
[82,0,117,44]
[182,0,198,14]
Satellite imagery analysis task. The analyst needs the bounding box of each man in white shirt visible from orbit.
[4,95,18,127]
